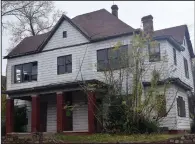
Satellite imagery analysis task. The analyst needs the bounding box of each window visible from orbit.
[57,55,72,74]
[177,96,186,117]
[63,31,67,38]
[183,57,189,78]
[14,62,37,83]
[97,45,128,71]
[173,48,177,65]
[148,42,160,62]
[183,37,186,46]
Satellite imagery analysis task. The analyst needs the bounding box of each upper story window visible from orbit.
[148,42,160,62]
[97,45,128,71]
[14,61,37,83]
[173,48,177,65]
[63,31,67,38]
[183,57,189,78]
[177,96,186,117]
[57,55,72,74]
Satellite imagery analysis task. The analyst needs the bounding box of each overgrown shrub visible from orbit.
[104,96,159,134]
[191,117,195,133]
[1,117,6,136]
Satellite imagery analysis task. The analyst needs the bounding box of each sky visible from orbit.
[1,1,195,76]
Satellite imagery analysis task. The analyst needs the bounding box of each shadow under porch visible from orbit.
[5,80,106,134]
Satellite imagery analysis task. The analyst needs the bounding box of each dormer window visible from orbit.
[63,31,67,38]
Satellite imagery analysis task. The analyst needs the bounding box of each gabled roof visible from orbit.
[4,9,194,59]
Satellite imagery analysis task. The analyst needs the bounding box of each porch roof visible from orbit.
[3,79,107,95]
[142,77,193,91]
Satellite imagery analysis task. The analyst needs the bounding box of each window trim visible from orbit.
[57,54,72,75]
[148,42,161,62]
[14,61,38,83]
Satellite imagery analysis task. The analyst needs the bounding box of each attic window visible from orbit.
[63,31,67,38]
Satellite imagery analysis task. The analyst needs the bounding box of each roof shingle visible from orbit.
[4,9,194,58]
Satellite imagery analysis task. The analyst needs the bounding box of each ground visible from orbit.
[55,134,179,143]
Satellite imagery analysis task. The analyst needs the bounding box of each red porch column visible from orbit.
[6,98,14,134]
[88,91,96,133]
[56,92,64,132]
[31,95,40,132]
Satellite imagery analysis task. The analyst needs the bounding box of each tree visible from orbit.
[2,1,64,51]
[79,30,179,133]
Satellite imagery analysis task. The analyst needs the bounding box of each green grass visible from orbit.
[55,133,180,143]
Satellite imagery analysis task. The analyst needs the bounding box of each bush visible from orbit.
[104,97,159,134]
[191,117,195,133]
[1,117,6,136]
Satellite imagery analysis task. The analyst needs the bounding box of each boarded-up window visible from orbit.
[177,96,186,117]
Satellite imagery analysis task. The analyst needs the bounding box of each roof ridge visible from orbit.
[72,8,106,19]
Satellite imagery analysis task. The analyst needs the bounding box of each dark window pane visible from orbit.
[58,65,65,74]
[31,62,37,81]
[97,49,107,61]
[58,57,65,66]
[173,48,177,65]
[149,43,160,62]
[31,75,37,81]
[65,55,72,64]
[97,60,108,71]
[66,64,72,73]
[63,31,67,38]
[23,63,32,82]
[184,58,189,78]
[108,48,118,60]
[15,65,22,83]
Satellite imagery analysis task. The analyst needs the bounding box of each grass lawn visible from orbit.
[55,134,180,143]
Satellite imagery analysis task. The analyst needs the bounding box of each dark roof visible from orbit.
[4,9,194,59]
[72,9,135,40]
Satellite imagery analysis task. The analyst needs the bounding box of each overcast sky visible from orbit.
[2,1,195,76]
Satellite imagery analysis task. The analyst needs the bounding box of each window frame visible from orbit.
[177,96,186,117]
[183,57,189,79]
[148,42,161,62]
[173,48,177,65]
[57,54,72,75]
[63,31,67,38]
[14,61,38,83]
[97,45,128,71]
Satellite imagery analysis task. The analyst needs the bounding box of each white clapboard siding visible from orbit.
[72,91,88,132]
[42,20,89,51]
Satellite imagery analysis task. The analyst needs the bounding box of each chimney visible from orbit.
[111,4,118,18]
[141,15,154,38]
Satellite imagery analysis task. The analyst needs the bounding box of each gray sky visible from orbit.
[2,1,195,76]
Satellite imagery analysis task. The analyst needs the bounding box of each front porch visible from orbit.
[5,80,105,134]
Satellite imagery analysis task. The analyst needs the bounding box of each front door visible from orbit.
[40,102,47,132]
[64,92,73,131]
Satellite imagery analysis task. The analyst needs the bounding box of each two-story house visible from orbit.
[4,5,195,134]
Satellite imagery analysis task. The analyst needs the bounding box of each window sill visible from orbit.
[14,80,37,84]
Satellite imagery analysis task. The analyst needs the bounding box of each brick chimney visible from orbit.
[111,4,118,18]
[141,15,154,38]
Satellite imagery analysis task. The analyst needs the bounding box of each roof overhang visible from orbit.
[153,35,185,52]
[3,79,107,95]
[142,77,193,91]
